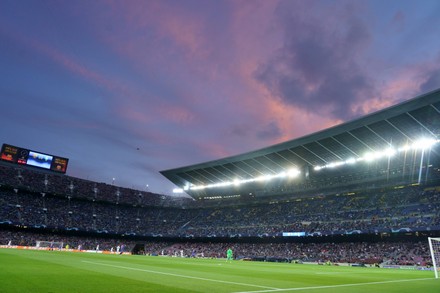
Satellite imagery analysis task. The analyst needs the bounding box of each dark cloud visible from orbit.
[228,121,281,144]
[229,124,250,137]
[256,2,375,120]
[256,121,282,140]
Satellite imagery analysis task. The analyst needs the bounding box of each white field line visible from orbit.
[233,277,435,293]
[81,260,279,290]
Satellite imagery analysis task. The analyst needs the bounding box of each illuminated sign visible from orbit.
[0,144,68,174]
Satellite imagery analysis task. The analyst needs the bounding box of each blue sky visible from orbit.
[1,0,440,195]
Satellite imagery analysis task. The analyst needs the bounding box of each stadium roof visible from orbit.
[161,89,440,199]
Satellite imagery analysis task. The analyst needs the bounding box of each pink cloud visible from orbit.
[98,0,210,69]
[29,39,117,92]
[0,24,115,94]
[116,107,153,124]
[215,1,341,144]
[196,140,232,160]
[20,31,199,129]
[160,104,195,124]
[354,61,439,116]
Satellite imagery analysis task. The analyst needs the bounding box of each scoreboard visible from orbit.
[0,143,68,174]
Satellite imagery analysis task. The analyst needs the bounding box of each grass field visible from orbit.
[0,249,438,292]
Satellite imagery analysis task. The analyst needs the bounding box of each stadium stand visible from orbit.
[1,89,440,266]
[1,173,440,238]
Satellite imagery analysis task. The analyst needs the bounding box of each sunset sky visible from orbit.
[1,0,440,195]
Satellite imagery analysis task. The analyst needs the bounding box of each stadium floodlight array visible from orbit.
[173,138,438,194]
[428,237,440,279]
[173,168,301,193]
[314,138,439,171]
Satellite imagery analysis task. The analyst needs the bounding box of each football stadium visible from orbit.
[1,89,440,292]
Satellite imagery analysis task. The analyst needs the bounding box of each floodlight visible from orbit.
[184,138,439,192]
[217,182,232,187]
[328,161,345,168]
[191,185,206,190]
[384,147,396,157]
[287,169,300,177]
[345,158,356,164]
[412,138,438,150]
[363,152,376,162]
[398,145,410,152]
[256,175,269,181]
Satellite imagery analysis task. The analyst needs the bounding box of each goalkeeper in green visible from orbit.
[226,248,233,262]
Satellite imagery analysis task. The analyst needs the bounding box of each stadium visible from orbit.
[1,89,440,292]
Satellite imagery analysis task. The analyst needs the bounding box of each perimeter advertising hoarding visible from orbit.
[0,143,68,173]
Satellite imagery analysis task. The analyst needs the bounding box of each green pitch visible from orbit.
[0,249,438,292]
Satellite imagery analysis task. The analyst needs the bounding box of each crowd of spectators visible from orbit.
[144,241,432,266]
[1,172,440,237]
[0,230,135,252]
[0,163,439,267]
[0,230,431,266]
[0,164,188,207]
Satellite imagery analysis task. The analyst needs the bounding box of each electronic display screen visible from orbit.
[51,157,68,173]
[0,144,18,162]
[0,144,69,174]
[26,151,53,169]
[282,232,306,237]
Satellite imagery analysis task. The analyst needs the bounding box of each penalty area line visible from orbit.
[81,260,279,290]
[233,277,435,293]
